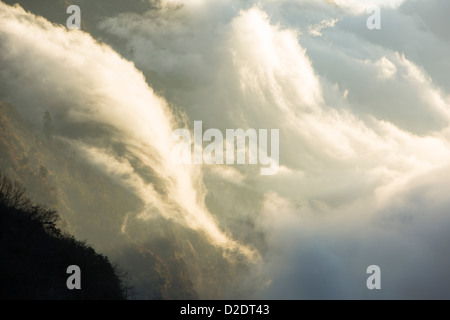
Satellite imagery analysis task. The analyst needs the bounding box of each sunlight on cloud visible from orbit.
[224,6,450,208]
[2,0,450,299]
[230,7,324,110]
[92,1,450,297]
[0,2,258,262]
[207,165,246,184]
[331,0,407,14]
[374,56,397,79]
[308,17,341,37]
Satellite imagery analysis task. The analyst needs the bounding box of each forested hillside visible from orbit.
[0,172,126,299]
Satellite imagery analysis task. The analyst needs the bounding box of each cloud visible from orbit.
[257,164,450,299]
[0,2,257,262]
[3,0,450,298]
[308,17,341,37]
[331,0,407,14]
[374,56,397,79]
[95,0,450,298]
[207,165,245,185]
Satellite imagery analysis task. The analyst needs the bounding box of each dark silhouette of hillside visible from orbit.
[0,172,127,299]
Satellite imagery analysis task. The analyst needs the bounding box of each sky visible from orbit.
[1,0,450,299]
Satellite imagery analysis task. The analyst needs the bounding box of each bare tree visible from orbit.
[0,172,59,234]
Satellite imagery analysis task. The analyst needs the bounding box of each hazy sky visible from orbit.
[1,0,450,298]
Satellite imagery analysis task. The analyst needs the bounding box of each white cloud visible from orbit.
[3,0,450,298]
[308,17,341,37]
[96,1,450,297]
[207,165,246,184]
[0,2,258,262]
[332,0,407,14]
[375,56,397,79]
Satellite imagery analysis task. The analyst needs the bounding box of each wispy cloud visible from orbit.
[2,0,450,298]
[0,2,258,263]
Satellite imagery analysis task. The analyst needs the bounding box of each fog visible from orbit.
[1,0,450,298]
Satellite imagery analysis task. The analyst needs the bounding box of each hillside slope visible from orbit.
[0,172,126,299]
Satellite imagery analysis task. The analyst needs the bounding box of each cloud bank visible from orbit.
[0,2,257,263]
[2,0,450,298]
[99,0,450,298]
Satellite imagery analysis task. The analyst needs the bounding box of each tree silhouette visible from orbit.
[0,172,127,299]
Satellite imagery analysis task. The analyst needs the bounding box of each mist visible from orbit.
[1,0,450,298]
